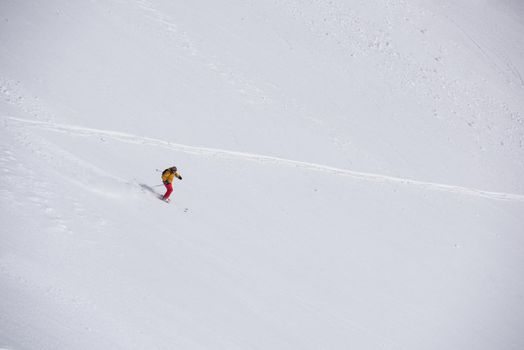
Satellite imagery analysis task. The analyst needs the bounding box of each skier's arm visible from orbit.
[175,171,182,180]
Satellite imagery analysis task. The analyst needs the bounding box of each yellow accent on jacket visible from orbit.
[162,169,182,184]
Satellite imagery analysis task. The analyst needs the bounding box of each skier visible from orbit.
[161,166,182,202]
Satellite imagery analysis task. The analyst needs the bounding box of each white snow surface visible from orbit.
[1,1,524,349]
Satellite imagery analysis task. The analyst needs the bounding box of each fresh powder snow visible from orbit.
[1,1,523,349]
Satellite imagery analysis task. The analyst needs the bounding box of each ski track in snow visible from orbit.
[5,116,524,203]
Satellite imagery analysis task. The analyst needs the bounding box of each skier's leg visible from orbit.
[163,183,173,200]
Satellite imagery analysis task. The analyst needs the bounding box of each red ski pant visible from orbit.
[163,182,173,200]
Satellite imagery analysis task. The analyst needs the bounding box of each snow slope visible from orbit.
[1,0,524,349]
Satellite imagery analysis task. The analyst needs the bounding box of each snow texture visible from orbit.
[1,1,524,349]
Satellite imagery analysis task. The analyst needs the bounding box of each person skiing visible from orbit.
[161,166,182,202]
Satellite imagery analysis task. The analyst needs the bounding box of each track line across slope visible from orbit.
[5,116,524,202]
